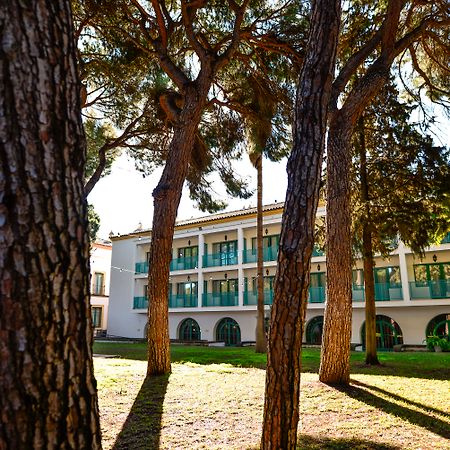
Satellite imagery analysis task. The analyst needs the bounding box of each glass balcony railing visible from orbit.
[441,232,450,244]
[242,247,278,264]
[170,256,198,271]
[351,283,403,301]
[312,246,325,257]
[409,280,450,299]
[308,286,326,303]
[169,294,198,308]
[202,252,238,267]
[133,296,148,309]
[135,262,149,274]
[243,289,274,305]
[202,292,238,307]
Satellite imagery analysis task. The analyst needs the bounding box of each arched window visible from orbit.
[426,314,450,339]
[361,315,403,351]
[306,316,324,345]
[216,318,241,346]
[179,318,201,341]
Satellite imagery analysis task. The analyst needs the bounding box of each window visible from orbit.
[216,318,241,346]
[93,272,105,295]
[176,282,198,298]
[179,318,201,341]
[177,246,198,259]
[91,307,102,328]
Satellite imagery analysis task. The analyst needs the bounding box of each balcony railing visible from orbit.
[133,296,148,309]
[352,283,403,302]
[309,286,326,303]
[170,256,198,271]
[441,232,450,244]
[202,292,238,307]
[312,246,325,257]
[169,294,198,308]
[242,247,278,264]
[409,280,450,299]
[243,289,274,305]
[135,262,149,274]
[202,251,238,267]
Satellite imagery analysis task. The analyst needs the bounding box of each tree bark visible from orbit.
[255,155,267,353]
[261,1,341,448]
[319,0,404,385]
[358,117,380,365]
[319,119,353,385]
[147,81,212,376]
[0,1,102,448]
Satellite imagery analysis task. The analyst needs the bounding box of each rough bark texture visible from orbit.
[255,155,267,353]
[319,0,405,384]
[261,1,341,448]
[319,120,353,385]
[0,1,102,448]
[147,82,211,376]
[358,117,380,365]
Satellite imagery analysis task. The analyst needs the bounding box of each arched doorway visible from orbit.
[179,318,201,341]
[305,316,324,344]
[426,314,450,338]
[216,318,241,346]
[361,315,403,351]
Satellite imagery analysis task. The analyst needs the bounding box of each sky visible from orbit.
[88,153,289,239]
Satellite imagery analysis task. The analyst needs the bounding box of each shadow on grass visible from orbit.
[298,434,402,449]
[336,381,450,441]
[353,380,450,419]
[112,374,169,450]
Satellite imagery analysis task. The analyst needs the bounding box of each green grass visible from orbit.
[93,343,450,449]
[93,342,450,379]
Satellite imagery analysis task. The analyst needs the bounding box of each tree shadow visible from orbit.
[112,374,169,450]
[297,434,402,449]
[352,380,450,419]
[335,381,450,440]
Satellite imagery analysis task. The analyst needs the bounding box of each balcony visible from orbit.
[202,251,238,268]
[409,280,450,299]
[133,296,148,309]
[352,283,403,302]
[242,247,278,264]
[312,246,325,257]
[202,292,238,307]
[170,256,198,271]
[309,286,326,303]
[135,262,149,274]
[243,289,274,305]
[169,294,198,308]
[441,232,450,244]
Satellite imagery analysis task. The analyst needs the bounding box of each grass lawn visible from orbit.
[94,342,450,449]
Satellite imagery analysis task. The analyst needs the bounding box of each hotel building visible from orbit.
[107,203,450,349]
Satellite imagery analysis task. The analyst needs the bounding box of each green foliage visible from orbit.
[424,335,450,352]
[351,80,450,257]
[87,204,100,244]
[73,0,307,210]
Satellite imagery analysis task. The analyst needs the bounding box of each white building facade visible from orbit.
[90,240,112,335]
[108,203,450,348]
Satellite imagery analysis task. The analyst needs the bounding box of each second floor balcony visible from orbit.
[409,280,450,299]
[202,291,239,307]
[202,251,238,268]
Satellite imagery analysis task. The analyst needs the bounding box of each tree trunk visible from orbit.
[358,117,380,365]
[261,1,341,448]
[255,155,267,353]
[319,118,353,385]
[147,82,211,376]
[0,1,102,448]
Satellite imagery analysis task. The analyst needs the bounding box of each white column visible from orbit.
[237,226,244,307]
[398,241,411,302]
[198,232,204,309]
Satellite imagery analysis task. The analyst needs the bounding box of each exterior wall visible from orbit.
[90,242,112,331]
[107,204,450,347]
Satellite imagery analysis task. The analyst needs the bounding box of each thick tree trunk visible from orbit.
[261,1,341,448]
[0,1,102,448]
[358,117,380,365]
[319,119,353,385]
[147,83,211,376]
[255,155,267,353]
